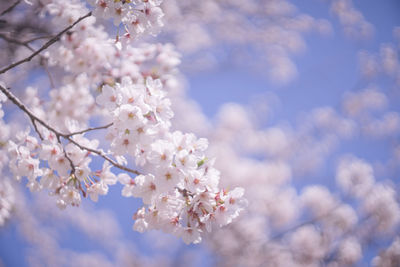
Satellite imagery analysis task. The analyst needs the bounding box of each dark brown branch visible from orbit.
[0,84,141,176]
[0,11,92,75]
[0,0,21,17]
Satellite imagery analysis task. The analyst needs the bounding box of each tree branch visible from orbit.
[0,33,35,52]
[0,33,58,87]
[66,123,113,137]
[269,203,342,241]
[0,11,92,75]
[24,35,54,43]
[0,0,21,17]
[0,84,141,176]
[0,33,53,50]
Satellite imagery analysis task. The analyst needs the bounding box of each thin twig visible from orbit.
[0,33,35,52]
[23,35,54,43]
[0,34,57,88]
[42,62,55,88]
[0,34,60,87]
[66,137,141,175]
[66,123,113,137]
[0,0,21,17]
[270,203,342,241]
[0,11,92,75]
[0,33,54,47]
[0,84,141,176]
[31,120,43,140]
[56,134,76,174]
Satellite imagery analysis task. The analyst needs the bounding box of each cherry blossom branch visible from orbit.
[0,84,141,176]
[0,0,21,17]
[0,11,92,75]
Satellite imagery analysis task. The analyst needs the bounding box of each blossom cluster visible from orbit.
[5,73,247,243]
[96,76,247,244]
[43,0,179,96]
[45,0,115,82]
[88,0,164,41]
[7,127,118,209]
